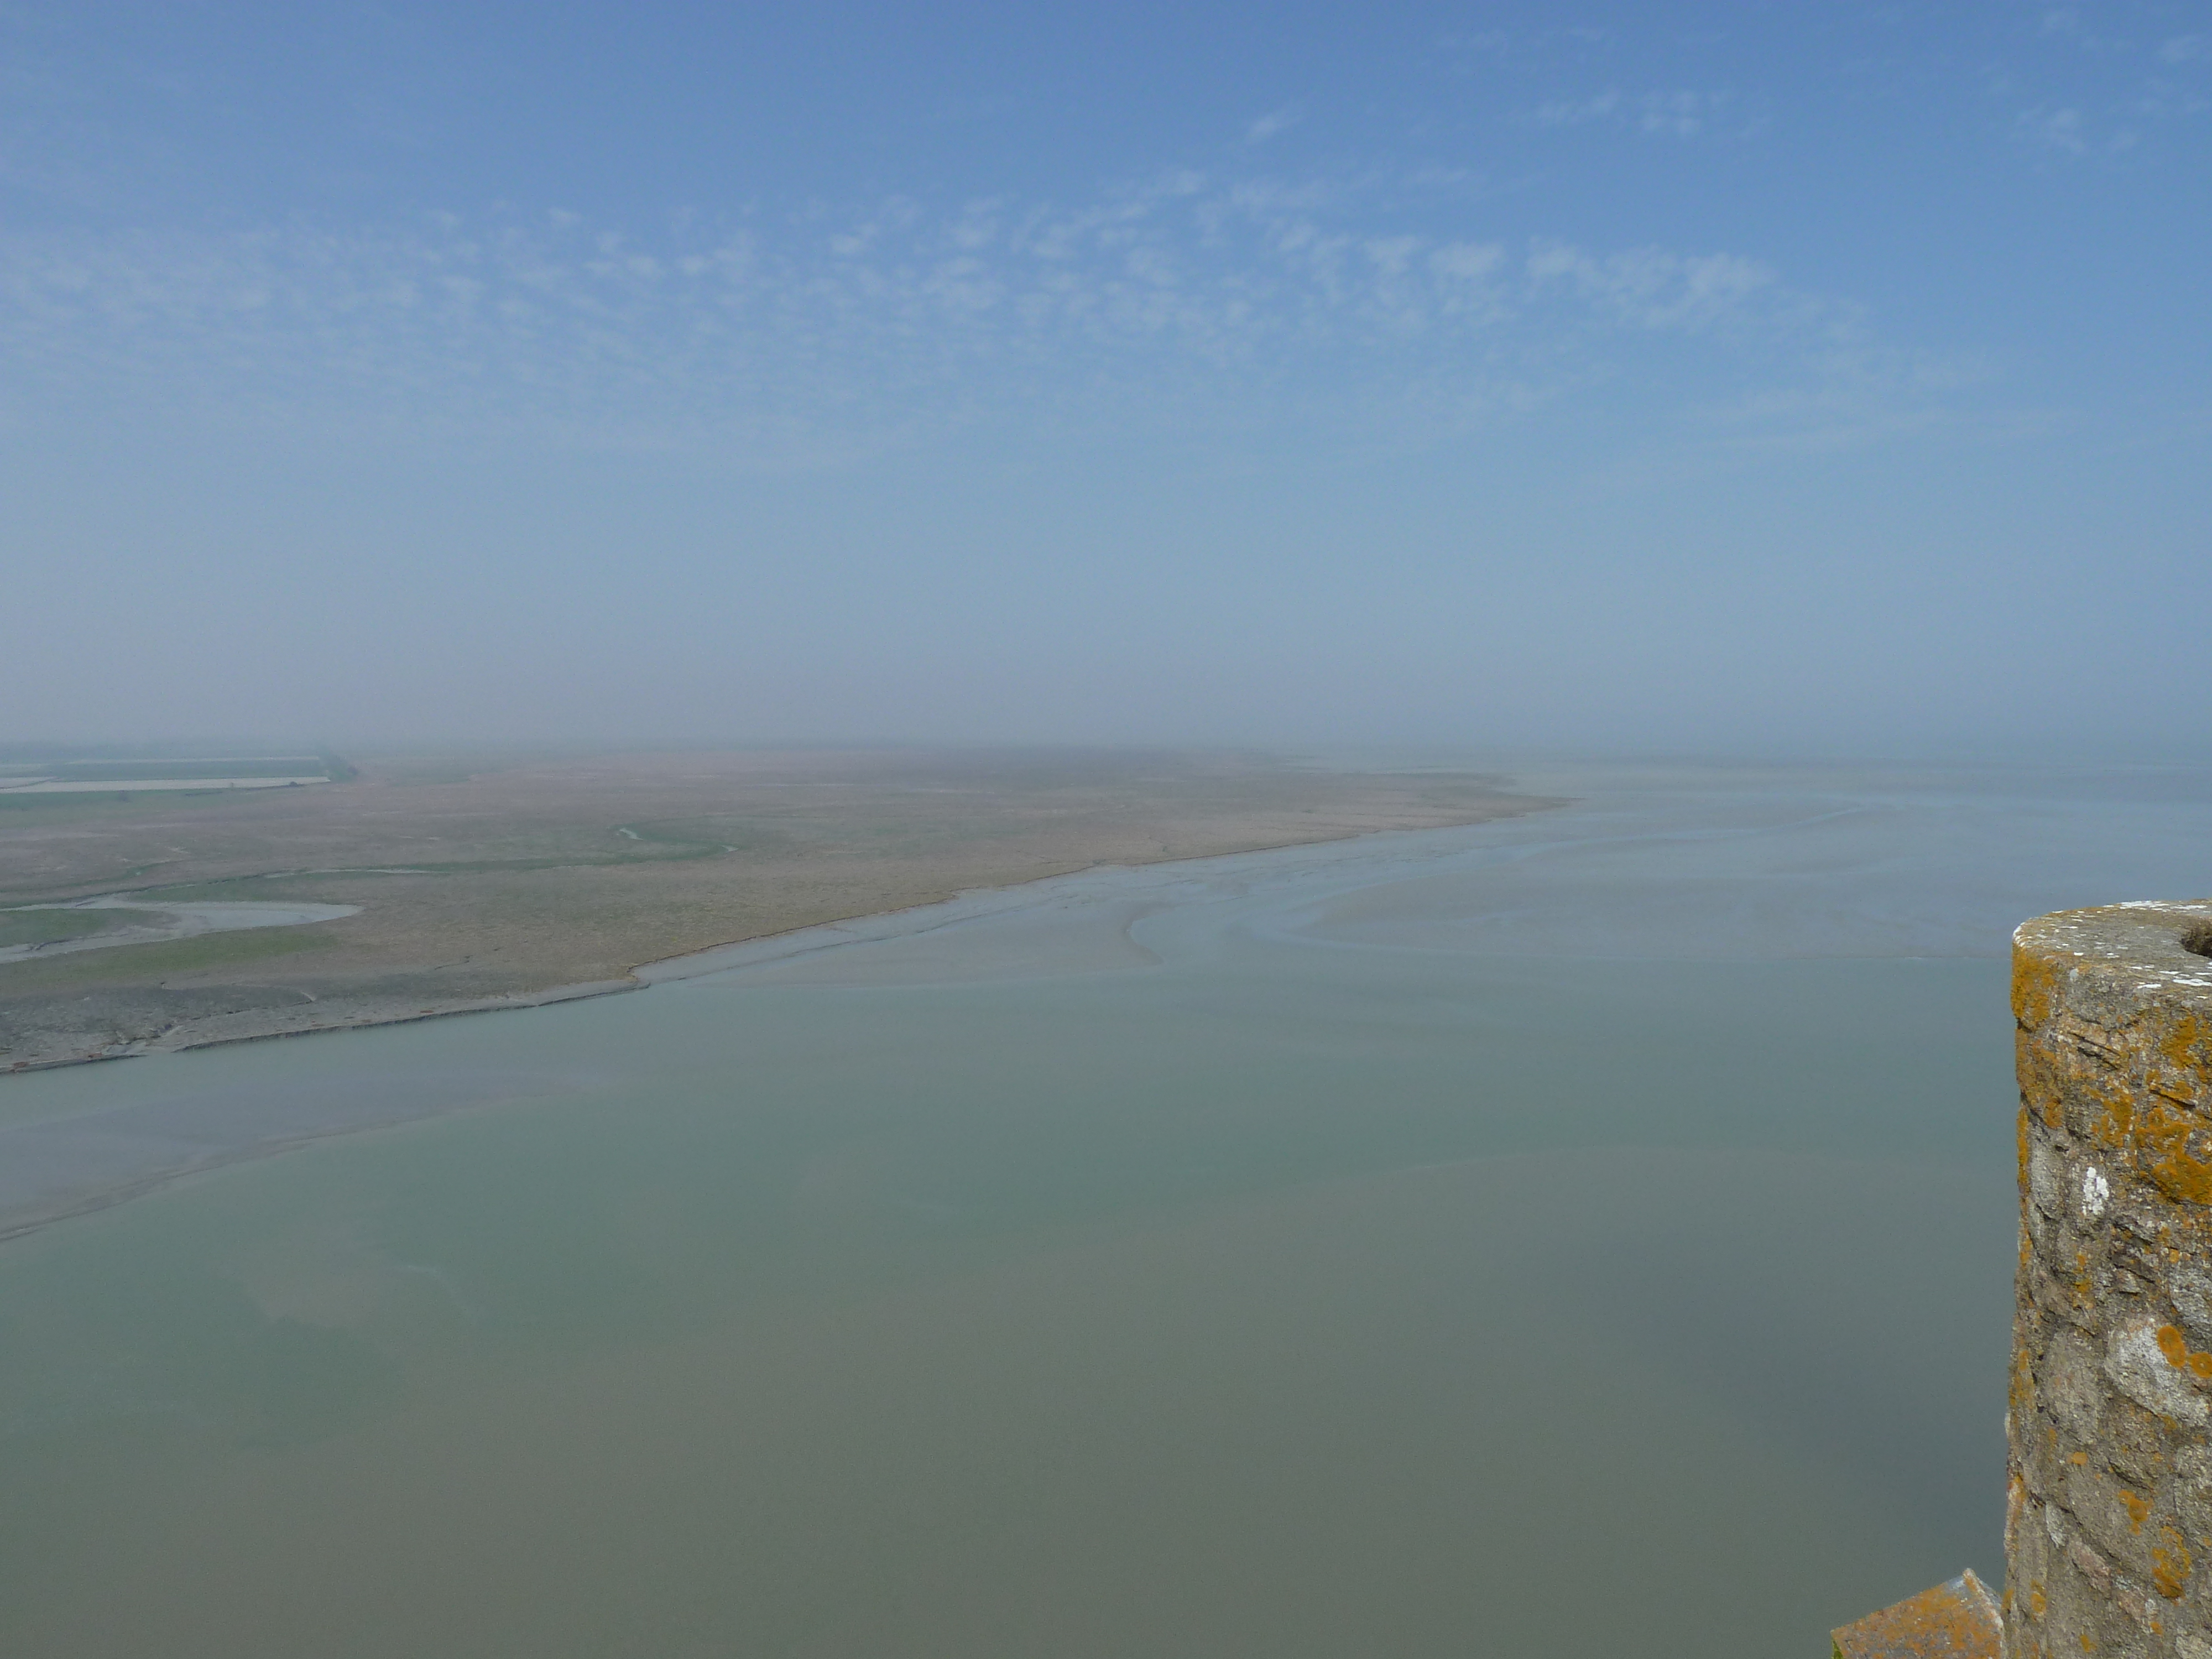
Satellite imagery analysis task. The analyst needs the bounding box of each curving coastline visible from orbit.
[2,771,1561,1074]
[0,806,1572,1246]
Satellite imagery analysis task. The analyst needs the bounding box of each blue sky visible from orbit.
[4,2,2208,754]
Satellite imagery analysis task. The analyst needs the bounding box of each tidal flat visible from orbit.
[0,747,1542,1068]
[2,759,2210,1657]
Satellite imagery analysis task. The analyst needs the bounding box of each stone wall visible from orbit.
[2007,901,2212,1659]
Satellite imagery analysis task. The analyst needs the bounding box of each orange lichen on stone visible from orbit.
[2018,1055,2062,1133]
[2016,948,2063,1029]
[2153,1527,2192,1599]
[2138,1103,2212,1206]
[1832,1571,2001,1659]
[2158,1012,2209,1100]
[2119,1488,2152,1532]
[2018,1034,2065,1130]
[2084,1073,2136,1150]
[2155,1324,2212,1379]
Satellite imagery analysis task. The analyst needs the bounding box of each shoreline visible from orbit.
[4,798,1563,1076]
[0,804,1569,1248]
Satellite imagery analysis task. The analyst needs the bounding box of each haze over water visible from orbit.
[4,760,2210,1657]
[8,5,2204,1648]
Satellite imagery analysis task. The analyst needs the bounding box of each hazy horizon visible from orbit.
[6,2,2208,757]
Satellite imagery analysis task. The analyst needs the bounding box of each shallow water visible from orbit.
[2,760,2208,1657]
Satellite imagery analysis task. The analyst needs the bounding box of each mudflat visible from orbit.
[0,748,1551,1070]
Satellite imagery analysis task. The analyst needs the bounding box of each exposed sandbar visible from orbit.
[0,748,1559,1071]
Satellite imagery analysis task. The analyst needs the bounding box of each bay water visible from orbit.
[4,760,2209,1657]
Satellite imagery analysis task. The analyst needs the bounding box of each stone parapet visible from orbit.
[1835,1570,2002,1657]
[2008,900,2212,1659]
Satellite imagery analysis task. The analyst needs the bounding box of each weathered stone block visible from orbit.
[1834,1570,2002,1658]
[2044,1325,2107,1443]
[2007,901,2212,1659]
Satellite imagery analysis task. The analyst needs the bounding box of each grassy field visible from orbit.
[0,748,1555,1069]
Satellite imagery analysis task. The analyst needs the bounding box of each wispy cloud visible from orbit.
[0,169,1942,457]
[2016,103,2091,152]
[1245,105,1303,144]
[1532,89,1621,127]
[1526,87,1738,137]
[1994,3,2211,159]
[1525,242,1777,330]
[1638,90,1723,137]
[2008,98,2169,154]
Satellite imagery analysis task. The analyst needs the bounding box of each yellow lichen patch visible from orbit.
[2021,1041,2065,1130]
[2079,1066,2138,1147]
[1832,1573,2001,1659]
[2163,1009,2207,1066]
[2016,947,2063,1029]
[2156,1012,2208,1105]
[2031,1028,2137,1142]
[2119,1488,2151,1532]
[2031,1580,2048,1618]
[2154,1324,2212,1379]
[2138,1103,2212,1206]
[2070,1451,2090,1465]
[2153,1528,2192,1599]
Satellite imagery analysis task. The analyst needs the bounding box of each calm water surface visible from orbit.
[3,761,2209,1657]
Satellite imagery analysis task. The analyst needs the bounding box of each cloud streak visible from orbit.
[0,168,1933,458]
[1527,88,1738,137]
